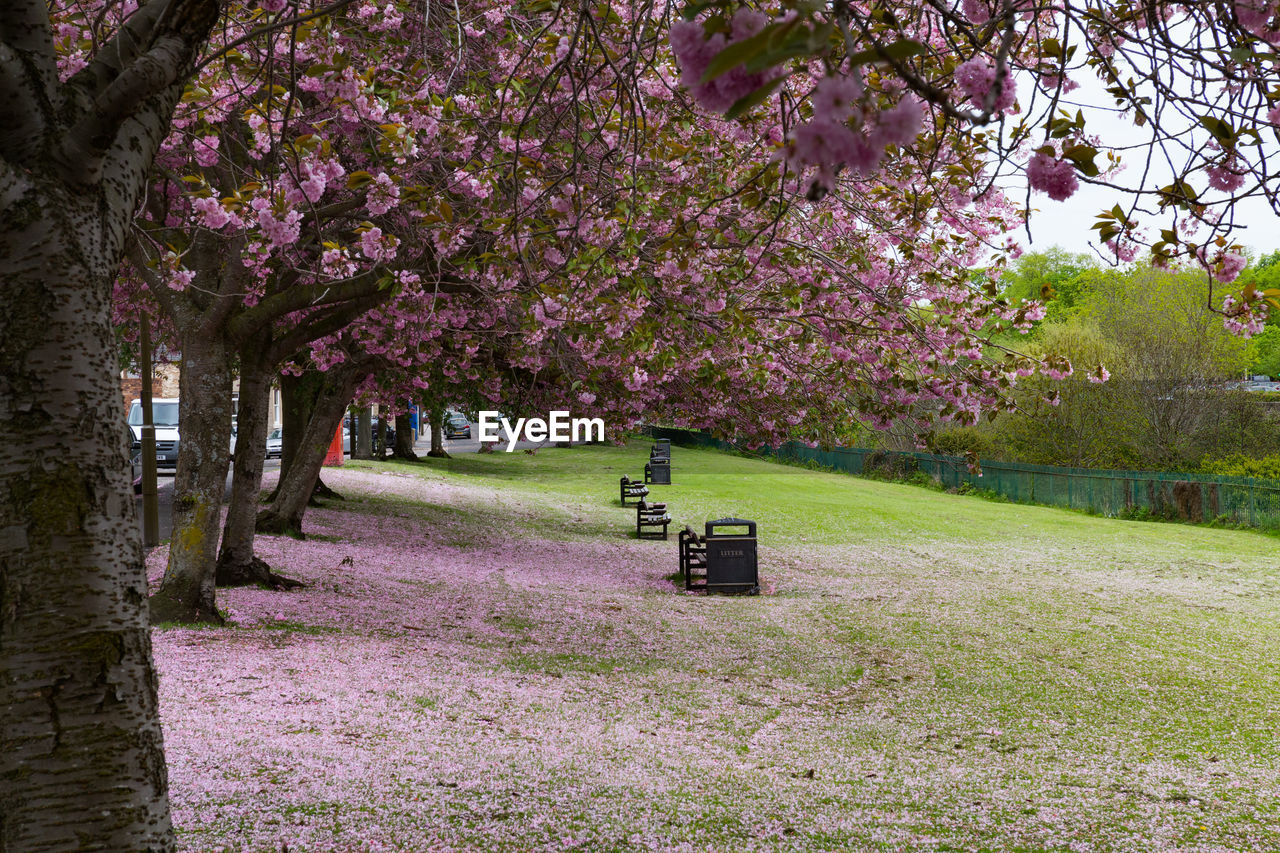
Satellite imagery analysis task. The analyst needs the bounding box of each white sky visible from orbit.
[1001,67,1280,262]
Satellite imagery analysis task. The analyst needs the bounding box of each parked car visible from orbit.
[341,415,394,450]
[128,427,143,494]
[127,398,179,470]
[266,428,283,458]
[444,414,471,440]
[372,417,395,449]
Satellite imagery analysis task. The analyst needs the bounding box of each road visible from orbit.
[135,422,552,539]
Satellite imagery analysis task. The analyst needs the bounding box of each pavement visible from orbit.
[136,420,552,539]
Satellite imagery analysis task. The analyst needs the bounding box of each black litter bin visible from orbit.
[704,518,758,594]
[645,457,671,485]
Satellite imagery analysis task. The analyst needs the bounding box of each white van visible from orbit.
[127,398,180,470]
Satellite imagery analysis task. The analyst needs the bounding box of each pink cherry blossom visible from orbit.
[1026,151,1079,201]
[954,57,1016,113]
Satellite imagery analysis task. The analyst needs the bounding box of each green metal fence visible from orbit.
[650,427,1280,530]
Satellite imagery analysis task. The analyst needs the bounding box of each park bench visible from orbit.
[686,518,759,594]
[644,456,671,485]
[678,525,707,591]
[619,475,649,506]
[651,438,671,459]
[636,499,671,540]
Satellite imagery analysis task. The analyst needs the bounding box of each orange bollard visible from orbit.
[322,422,344,466]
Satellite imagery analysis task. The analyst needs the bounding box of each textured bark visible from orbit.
[0,175,175,853]
[215,352,301,589]
[148,331,232,625]
[277,369,324,483]
[373,409,388,457]
[311,478,343,503]
[0,1,224,844]
[427,402,449,458]
[393,409,418,460]
[353,406,373,459]
[257,364,366,537]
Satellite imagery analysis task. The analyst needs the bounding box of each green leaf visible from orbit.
[847,38,925,67]
[744,27,813,73]
[1062,144,1100,177]
[681,1,721,22]
[700,25,779,84]
[1198,114,1237,146]
[724,75,787,120]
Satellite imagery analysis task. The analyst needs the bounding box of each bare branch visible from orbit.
[66,0,170,104]
[266,292,392,364]
[196,0,360,73]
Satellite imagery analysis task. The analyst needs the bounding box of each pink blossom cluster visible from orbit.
[1222,294,1269,335]
[1026,151,1079,201]
[365,172,400,215]
[1198,246,1248,283]
[782,80,924,194]
[251,198,303,249]
[1235,0,1280,43]
[961,0,991,24]
[668,10,777,114]
[1207,159,1247,193]
[191,196,235,230]
[954,57,1017,114]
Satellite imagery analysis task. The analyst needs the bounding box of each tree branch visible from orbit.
[228,273,385,341]
[266,292,392,365]
[196,0,361,73]
[125,236,184,323]
[55,35,191,186]
[66,0,170,104]
[56,0,219,187]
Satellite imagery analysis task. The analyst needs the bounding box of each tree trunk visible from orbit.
[149,333,233,625]
[353,406,373,459]
[1,181,174,850]
[393,409,418,460]
[215,352,301,589]
[373,408,388,457]
[278,369,325,483]
[257,365,364,538]
[427,402,450,458]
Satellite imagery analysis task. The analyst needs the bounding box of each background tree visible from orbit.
[987,264,1262,469]
[998,248,1097,325]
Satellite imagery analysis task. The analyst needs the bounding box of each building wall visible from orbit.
[120,365,181,414]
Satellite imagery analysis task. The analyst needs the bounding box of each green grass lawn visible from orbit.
[160,441,1280,850]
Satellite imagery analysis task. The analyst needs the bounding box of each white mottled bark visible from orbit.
[0,1,219,847]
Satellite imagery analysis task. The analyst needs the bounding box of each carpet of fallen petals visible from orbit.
[150,456,1280,851]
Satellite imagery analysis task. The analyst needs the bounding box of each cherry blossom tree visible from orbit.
[0,1,220,846]
[668,0,1280,332]
[117,1,471,621]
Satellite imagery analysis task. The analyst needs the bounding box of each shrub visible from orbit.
[929,426,993,458]
[1197,453,1280,480]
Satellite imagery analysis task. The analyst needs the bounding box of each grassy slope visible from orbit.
[159,442,1280,851]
